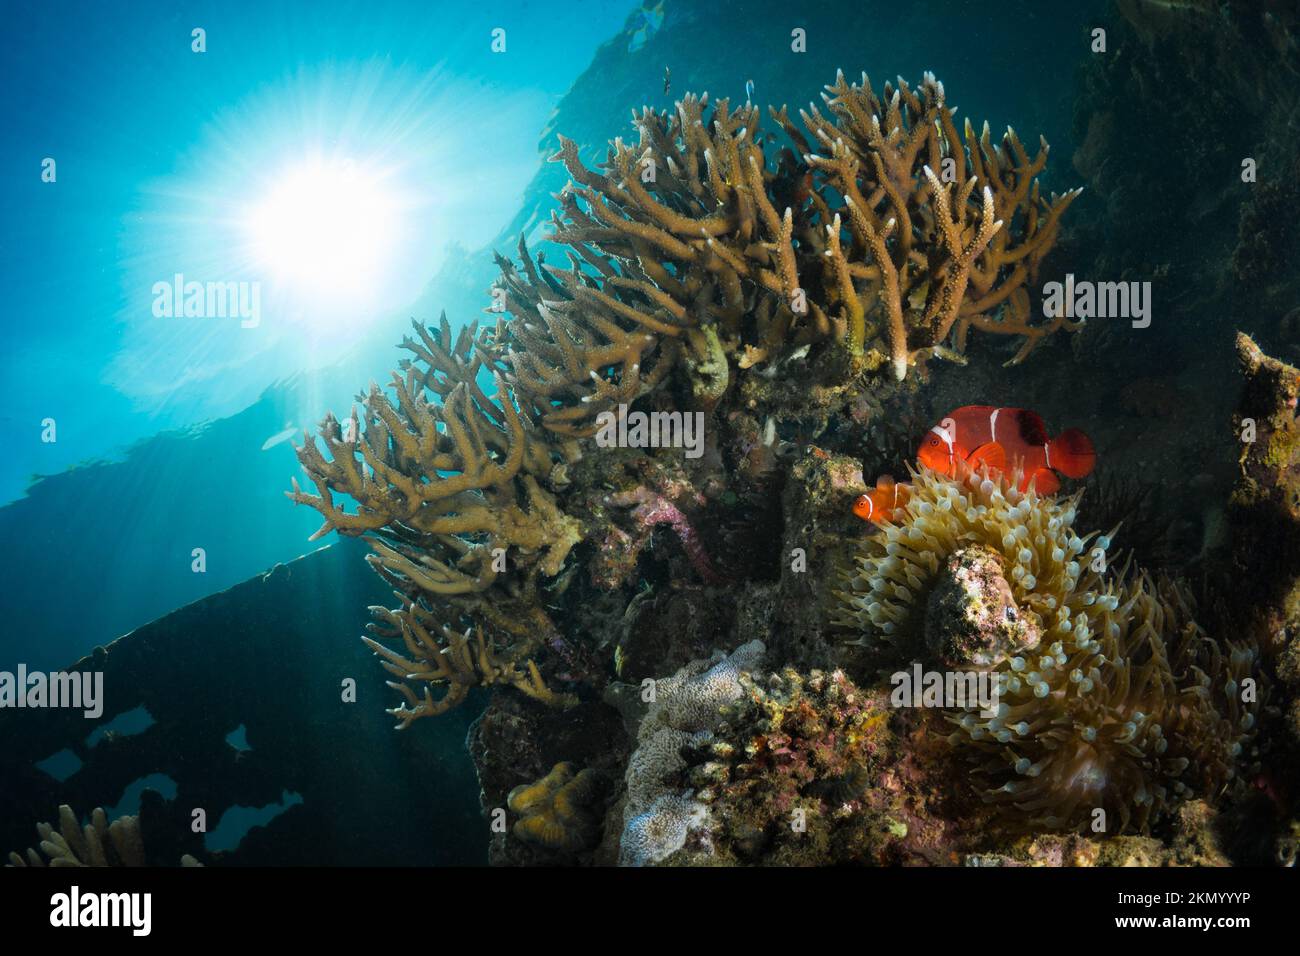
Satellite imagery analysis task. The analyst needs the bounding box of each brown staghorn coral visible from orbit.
[791,71,1082,378]
[289,314,582,724]
[362,605,576,726]
[482,69,1079,437]
[833,464,1261,834]
[7,804,200,868]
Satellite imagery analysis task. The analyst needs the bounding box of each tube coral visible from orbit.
[834,465,1261,833]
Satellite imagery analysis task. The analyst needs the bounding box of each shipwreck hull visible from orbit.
[0,538,485,866]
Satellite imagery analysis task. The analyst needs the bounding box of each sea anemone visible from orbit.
[834,464,1261,833]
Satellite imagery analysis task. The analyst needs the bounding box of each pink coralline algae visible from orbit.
[604,487,726,585]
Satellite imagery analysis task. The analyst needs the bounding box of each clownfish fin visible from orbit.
[966,441,1007,472]
[891,482,912,512]
[1049,428,1096,479]
[1025,468,1060,495]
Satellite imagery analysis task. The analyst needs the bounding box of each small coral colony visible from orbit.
[282,71,1270,864]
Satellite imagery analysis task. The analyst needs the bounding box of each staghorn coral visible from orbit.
[362,606,576,726]
[791,72,1081,378]
[7,804,201,868]
[834,464,1262,834]
[289,314,583,723]
[478,69,1079,448]
[508,761,606,853]
[289,314,579,591]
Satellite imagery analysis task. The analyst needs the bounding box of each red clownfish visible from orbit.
[919,406,1095,494]
[853,406,1095,524]
[852,475,911,523]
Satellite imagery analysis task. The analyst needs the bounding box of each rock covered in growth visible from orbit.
[923,545,1041,668]
[1231,334,1300,632]
[834,465,1263,834]
[1229,334,1300,855]
[961,800,1232,867]
[617,640,765,865]
[632,665,963,865]
[616,646,972,865]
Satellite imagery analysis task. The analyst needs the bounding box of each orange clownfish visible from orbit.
[853,405,1096,524]
[918,406,1095,494]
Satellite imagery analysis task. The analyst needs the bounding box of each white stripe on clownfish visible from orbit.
[929,423,954,461]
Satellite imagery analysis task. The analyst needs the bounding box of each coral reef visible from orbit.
[285,56,1296,868]
[293,69,1080,727]
[834,464,1262,833]
[7,804,201,868]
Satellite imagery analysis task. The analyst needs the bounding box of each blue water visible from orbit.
[0,0,639,668]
